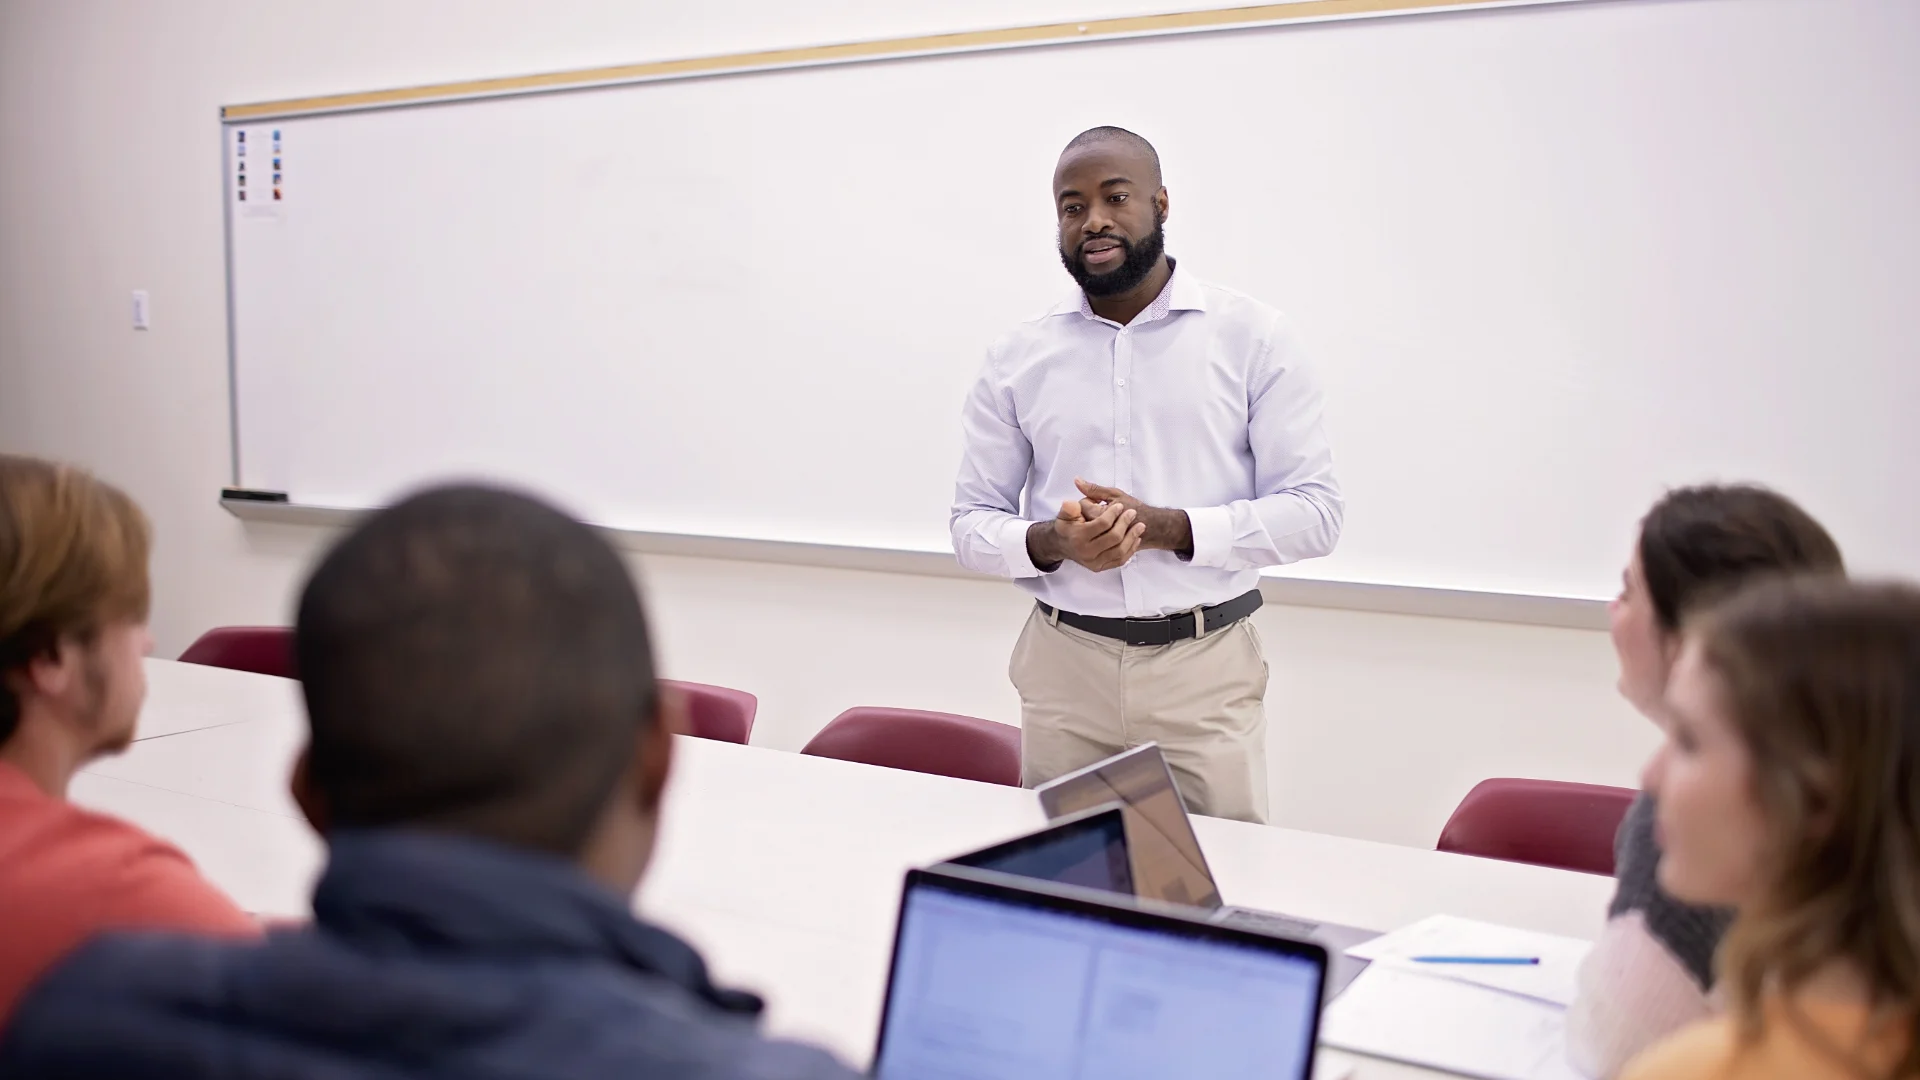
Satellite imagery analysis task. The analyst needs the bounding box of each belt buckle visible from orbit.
[1124,615,1175,647]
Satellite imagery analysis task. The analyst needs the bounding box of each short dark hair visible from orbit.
[1062,126,1162,187]
[1637,484,1844,632]
[0,456,151,749]
[295,485,657,854]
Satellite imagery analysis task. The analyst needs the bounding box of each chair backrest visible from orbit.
[1436,778,1637,876]
[177,626,297,680]
[800,706,1021,786]
[661,678,757,744]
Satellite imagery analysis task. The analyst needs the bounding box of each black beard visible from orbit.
[1060,218,1167,298]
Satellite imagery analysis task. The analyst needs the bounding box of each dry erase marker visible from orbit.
[1411,955,1540,965]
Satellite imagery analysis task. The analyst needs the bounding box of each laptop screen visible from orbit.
[1034,743,1223,910]
[874,868,1325,1080]
[945,805,1132,896]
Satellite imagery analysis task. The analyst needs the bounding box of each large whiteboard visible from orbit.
[227,0,1920,601]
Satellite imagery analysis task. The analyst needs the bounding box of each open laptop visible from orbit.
[873,863,1328,1080]
[944,802,1134,895]
[1032,743,1378,995]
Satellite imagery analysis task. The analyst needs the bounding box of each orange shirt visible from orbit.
[0,761,257,1024]
[1623,995,1912,1080]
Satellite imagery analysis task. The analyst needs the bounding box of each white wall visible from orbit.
[0,0,1655,849]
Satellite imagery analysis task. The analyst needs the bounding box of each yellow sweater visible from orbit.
[1621,998,1911,1080]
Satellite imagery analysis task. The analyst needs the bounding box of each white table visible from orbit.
[74,660,1616,1077]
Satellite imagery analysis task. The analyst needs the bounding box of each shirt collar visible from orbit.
[1166,262,1208,313]
[1054,257,1207,325]
[314,829,762,1017]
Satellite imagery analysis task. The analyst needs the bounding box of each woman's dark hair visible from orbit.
[1638,485,1845,632]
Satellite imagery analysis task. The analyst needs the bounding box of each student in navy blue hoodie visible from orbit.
[0,485,860,1080]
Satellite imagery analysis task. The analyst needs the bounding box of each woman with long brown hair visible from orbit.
[1622,576,1919,1079]
[1571,484,1845,1076]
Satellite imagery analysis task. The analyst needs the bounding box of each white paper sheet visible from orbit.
[1346,913,1592,1007]
[1310,1057,1355,1080]
[1320,966,1585,1080]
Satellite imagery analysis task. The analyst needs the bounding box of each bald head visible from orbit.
[1058,126,1162,190]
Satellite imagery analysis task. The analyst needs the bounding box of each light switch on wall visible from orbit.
[132,290,150,330]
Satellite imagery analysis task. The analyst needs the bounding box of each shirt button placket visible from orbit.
[1115,327,1139,616]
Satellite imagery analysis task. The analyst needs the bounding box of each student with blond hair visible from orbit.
[0,455,253,1024]
[1623,576,1919,1079]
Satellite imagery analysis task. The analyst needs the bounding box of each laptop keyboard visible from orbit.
[1219,908,1320,939]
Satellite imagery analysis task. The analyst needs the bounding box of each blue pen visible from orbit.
[1412,955,1540,965]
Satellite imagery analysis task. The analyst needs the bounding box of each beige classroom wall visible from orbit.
[0,0,1655,849]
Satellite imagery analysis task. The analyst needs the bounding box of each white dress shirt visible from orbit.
[950,265,1343,619]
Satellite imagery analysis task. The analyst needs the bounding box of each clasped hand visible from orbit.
[1026,479,1183,572]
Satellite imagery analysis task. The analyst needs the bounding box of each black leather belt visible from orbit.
[1038,589,1263,647]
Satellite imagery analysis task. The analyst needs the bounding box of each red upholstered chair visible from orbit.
[661,679,757,745]
[178,626,296,680]
[800,707,1021,786]
[1436,778,1637,876]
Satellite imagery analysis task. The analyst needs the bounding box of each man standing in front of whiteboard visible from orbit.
[950,127,1342,824]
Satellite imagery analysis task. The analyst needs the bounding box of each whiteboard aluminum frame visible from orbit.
[217,0,1602,123]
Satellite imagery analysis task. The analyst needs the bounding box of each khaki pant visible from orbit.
[1011,606,1270,824]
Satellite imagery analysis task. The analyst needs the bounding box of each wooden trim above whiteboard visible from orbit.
[221,0,1592,121]
[220,498,1608,629]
